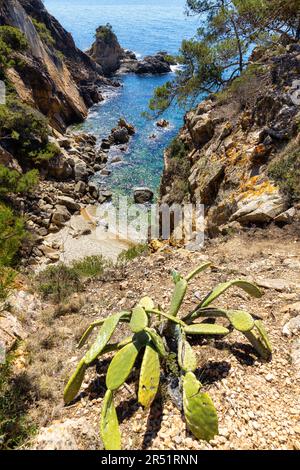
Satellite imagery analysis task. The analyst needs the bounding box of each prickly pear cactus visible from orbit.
[64,262,271,450]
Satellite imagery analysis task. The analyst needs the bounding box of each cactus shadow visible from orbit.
[195,361,231,385]
[216,341,261,365]
[141,397,164,450]
[116,398,139,424]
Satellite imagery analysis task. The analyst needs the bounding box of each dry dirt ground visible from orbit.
[12,224,300,450]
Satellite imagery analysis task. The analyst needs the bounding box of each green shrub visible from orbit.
[0,267,17,300]
[0,165,38,196]
[0,352,37,449]
[31,18,55,47]
[0,26,28,75]
[118,244,149,263]
[269,141,300,202]
[161,138,190,203]
[95,24,116,43]
[35,264,83,303]
[0,98,56,166]
[72,255,111,278]
[0,204,26,268]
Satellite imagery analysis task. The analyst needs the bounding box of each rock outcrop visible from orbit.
[0,0,108,131]
[161,41,300,236]
[88,25,173,76]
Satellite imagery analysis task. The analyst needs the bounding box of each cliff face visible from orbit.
[161,42,300,236]
[0,0,106,131]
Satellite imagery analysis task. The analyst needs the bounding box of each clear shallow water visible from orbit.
[45,0,200,195]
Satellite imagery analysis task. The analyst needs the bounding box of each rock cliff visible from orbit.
[0,0,107,131]
[161,41,300,236]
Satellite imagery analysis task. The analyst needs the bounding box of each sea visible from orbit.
[44,0,201,195]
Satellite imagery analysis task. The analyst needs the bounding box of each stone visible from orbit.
[30,417,102,450]
[282,316,300,337]
[118,118,135,135]
[41,245,60,262]
[56,196,80,212]
[231,192,288,224]
[156,119,169,128]
[257,278,293,292]
[74,162,88,182]
[0,146,22,172]
[274,207,296,224]
[51,205,71,227]
[111,127,129,145]
[75,181,86,194]
[57,137,72,149]
[133,187,154,204]
[47,154,73,180]
[88,182,99,199]
[188,112,215,147]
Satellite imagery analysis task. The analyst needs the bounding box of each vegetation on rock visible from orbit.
[64,263,271,450]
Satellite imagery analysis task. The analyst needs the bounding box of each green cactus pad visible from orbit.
[64,358,87,404]
[169,278,188,317]
[183,372,218,442]
[138,343,160,408]
[78,319,105,349]
[171,269,182,284]
[100,390,121,450]
[254,320,272,352]
[138,296,155,311]
[185,262,211,282]
[106,341,142,391]
[130,306,149,333]
[200,280,262,308]
[178,339,197,372]
[226,310,255,332]
[184,324,230,336]
[144,327,167,357]
[84,312,125,365]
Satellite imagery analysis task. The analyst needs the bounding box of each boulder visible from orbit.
[74,162,88,182]
[134,187,154,204]
[56,196,80,212]
[40,245,60,262]
[189,113,215,147]
[156,119,169,128]
[87,25,124,76]
[0,146,22,172]
[88,182,99,199]
[75,181,86,195]
[30,417,102,450]
[275,207,296,224]
[51,205,71,227]
[47,154,73,180]
[110,127,130,145]
[231,192,288,224]
[135,53,172,74]
[118,118,135,135]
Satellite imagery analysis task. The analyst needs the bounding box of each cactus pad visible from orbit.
[185,262,212,282]
[254,320,272,352]
[130,306,149,333]
[64,358,88,404]
[84,312,126,365]
[106,340,143,391]
[138,296,155,311]
[184,324,230,336]
[178,339,197,372]
[169,278,188,317]
[201,280,262,308]
[183,372,218,442]
[100,390,121,450]
[138,343,160,408]
[226,310,255,332]
[144,327,167,357]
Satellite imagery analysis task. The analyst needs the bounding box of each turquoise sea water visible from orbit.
[45,0,200,195]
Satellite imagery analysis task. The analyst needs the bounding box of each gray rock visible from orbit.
[51,205,71,227]
[111,127,129,145]
[74,162,88,182]
[30,417,102,450]
[188,112,215,147]
[283,316,300,337]
[231,192,288,224]
[275,207,296,224]
[134,187,154,204]
[75,181,86,195]
[88,182,99,199]
[257,278,293,292]
[56,196,80,212]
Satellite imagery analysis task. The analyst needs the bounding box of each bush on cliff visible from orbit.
[269,140,300,202]
[0,99,59,167]
[0,26,28,76]
[31,18,55,47]
[161,138,191,203]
